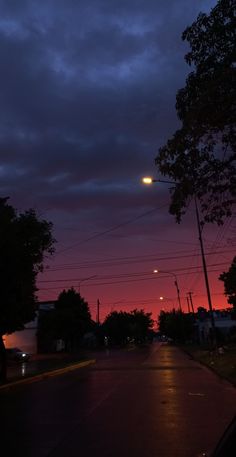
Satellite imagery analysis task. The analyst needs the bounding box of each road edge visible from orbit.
[0,359,96,392]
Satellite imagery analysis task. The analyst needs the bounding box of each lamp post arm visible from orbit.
[151,179,177,185]
[157,269,182,312]
[78,275,97,293]
[166,271,182,311]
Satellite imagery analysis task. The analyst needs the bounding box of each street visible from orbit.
[1,343,236,457]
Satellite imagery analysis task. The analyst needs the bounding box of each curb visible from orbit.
[0,359,96,392]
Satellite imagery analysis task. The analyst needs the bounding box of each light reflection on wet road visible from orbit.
[6,353,87,380]
[1,343,236,457]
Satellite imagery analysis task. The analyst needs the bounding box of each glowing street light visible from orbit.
[142,177,174,185]
[142,176,154,184]
[153,269,182,311]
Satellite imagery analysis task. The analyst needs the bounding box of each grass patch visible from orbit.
[184,344,236,385]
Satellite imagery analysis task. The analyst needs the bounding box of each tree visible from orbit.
[103,311,131,345]
[219,256,236,311]
[158,309,195,343]
[129,309,153,343]
[196,306,208,321]
[43,288,92,352]
[102,309,153,345]
[0,197,55,381]
[155,0,236,224]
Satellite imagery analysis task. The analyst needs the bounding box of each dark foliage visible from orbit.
[0,198,55,336]
[39,288,93,352]
[219,256,236,310]
[155,0,236,224]
[158,309,195,343]
[0,197,55,381]
[103,309,153,345]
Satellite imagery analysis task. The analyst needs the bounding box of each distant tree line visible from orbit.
[38,299,154,351]
[102,309,154,346]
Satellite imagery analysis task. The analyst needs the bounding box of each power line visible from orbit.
[37,292,227,309]
[38,262,229,290]
[56,204,168,255]
[38,261,229,284]
[44,248,232,272]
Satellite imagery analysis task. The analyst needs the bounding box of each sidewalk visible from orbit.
[182,343,236,386]
[2,350,96,389]
[2,344,138,387]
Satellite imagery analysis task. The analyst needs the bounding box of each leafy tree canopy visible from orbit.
[129,309,153,342]
[103,311,131,345]
[219,256,236,308]
[0,197,55,336]
[155,0,236,224]
[103,309,153,345]
[158,309,194,343]
[47,288,92,350]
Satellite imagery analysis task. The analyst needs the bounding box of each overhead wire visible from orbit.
[56,203,169,255]
[43,248,232,272]
[38,261,229,290]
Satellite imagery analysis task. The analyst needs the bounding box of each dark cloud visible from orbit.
[0,0,230,319]
[0,0,215,221]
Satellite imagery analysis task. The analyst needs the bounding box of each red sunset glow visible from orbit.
[36,194,233,325]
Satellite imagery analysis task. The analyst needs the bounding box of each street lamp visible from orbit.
[142,177,175,186]
[153,269,182,311]
[143,176,217,346]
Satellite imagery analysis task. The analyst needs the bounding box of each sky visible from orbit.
[0,0,235,325]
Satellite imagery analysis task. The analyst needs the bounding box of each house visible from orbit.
[4,301,55,354]
[197,309,236,343]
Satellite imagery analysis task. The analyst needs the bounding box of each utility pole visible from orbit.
[174,279,182,312]
[194,197,217,346]
[97,299,100,325]
[186,296,191,314]
[188,292,195,314]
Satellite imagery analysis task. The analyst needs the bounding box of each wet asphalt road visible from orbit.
[1,343,236,457]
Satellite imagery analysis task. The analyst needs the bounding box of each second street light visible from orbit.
[142,176,217,346]
[153,269,182,311]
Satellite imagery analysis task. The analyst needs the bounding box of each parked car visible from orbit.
[6,347,30,362]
